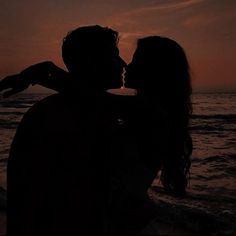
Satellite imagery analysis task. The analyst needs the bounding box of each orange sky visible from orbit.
[0,0,236,92]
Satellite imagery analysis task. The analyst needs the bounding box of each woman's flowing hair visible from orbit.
[135,36,193,196]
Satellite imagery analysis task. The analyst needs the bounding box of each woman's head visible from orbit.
[126,36,191,99]
[125,35,192,119]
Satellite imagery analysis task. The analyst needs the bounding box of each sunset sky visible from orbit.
[0,0,236,92]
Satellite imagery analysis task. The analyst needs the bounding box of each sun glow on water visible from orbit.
[106,87,137,96]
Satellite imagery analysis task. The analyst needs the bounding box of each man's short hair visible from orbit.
[62,25,119,71]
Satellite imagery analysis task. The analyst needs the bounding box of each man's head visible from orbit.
[62,25,126,91]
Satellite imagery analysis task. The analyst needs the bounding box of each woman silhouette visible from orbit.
[125,36,192,197]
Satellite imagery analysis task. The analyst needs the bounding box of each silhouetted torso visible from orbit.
[104,94,170,235]
[7,91,169,236]
[7,92,118,235]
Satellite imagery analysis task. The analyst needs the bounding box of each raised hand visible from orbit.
[0,61,68,98]
[0,73,31,98]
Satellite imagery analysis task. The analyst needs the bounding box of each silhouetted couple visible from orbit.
[1,25,192,236]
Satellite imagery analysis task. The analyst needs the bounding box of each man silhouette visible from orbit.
[7,25,126,236]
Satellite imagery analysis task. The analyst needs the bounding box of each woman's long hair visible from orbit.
[126,36,192,196]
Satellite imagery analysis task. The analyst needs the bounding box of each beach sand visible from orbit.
[0,209,198,236]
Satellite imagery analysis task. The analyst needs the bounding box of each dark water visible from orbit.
[0,92,235,235]
[151,92,236,235]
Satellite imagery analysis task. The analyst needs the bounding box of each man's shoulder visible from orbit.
[27,93,64,114]
[33,93,63,108]
[19,93,66,126]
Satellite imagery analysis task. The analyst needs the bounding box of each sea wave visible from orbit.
[0,94,47,108]
[190,125,236,132]
[191,114,236,120]
[149,187,236,236]
[0,102,32,108]
[201,155,229,164]
[0,119,19,129]
[0,111,25,116]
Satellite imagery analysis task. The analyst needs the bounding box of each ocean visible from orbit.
[0,92,235,235]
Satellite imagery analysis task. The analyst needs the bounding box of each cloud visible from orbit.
[105,0,236,46]
[104,0,206,41]
[106,0,204,26]
[124,0,204,15]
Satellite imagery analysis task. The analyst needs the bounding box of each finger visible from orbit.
[0,74,21,91]
[0,77,13,90]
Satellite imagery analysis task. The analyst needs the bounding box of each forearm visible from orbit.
[0,62,70,98]
[20,61,69,92]
[31,67,69,92]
